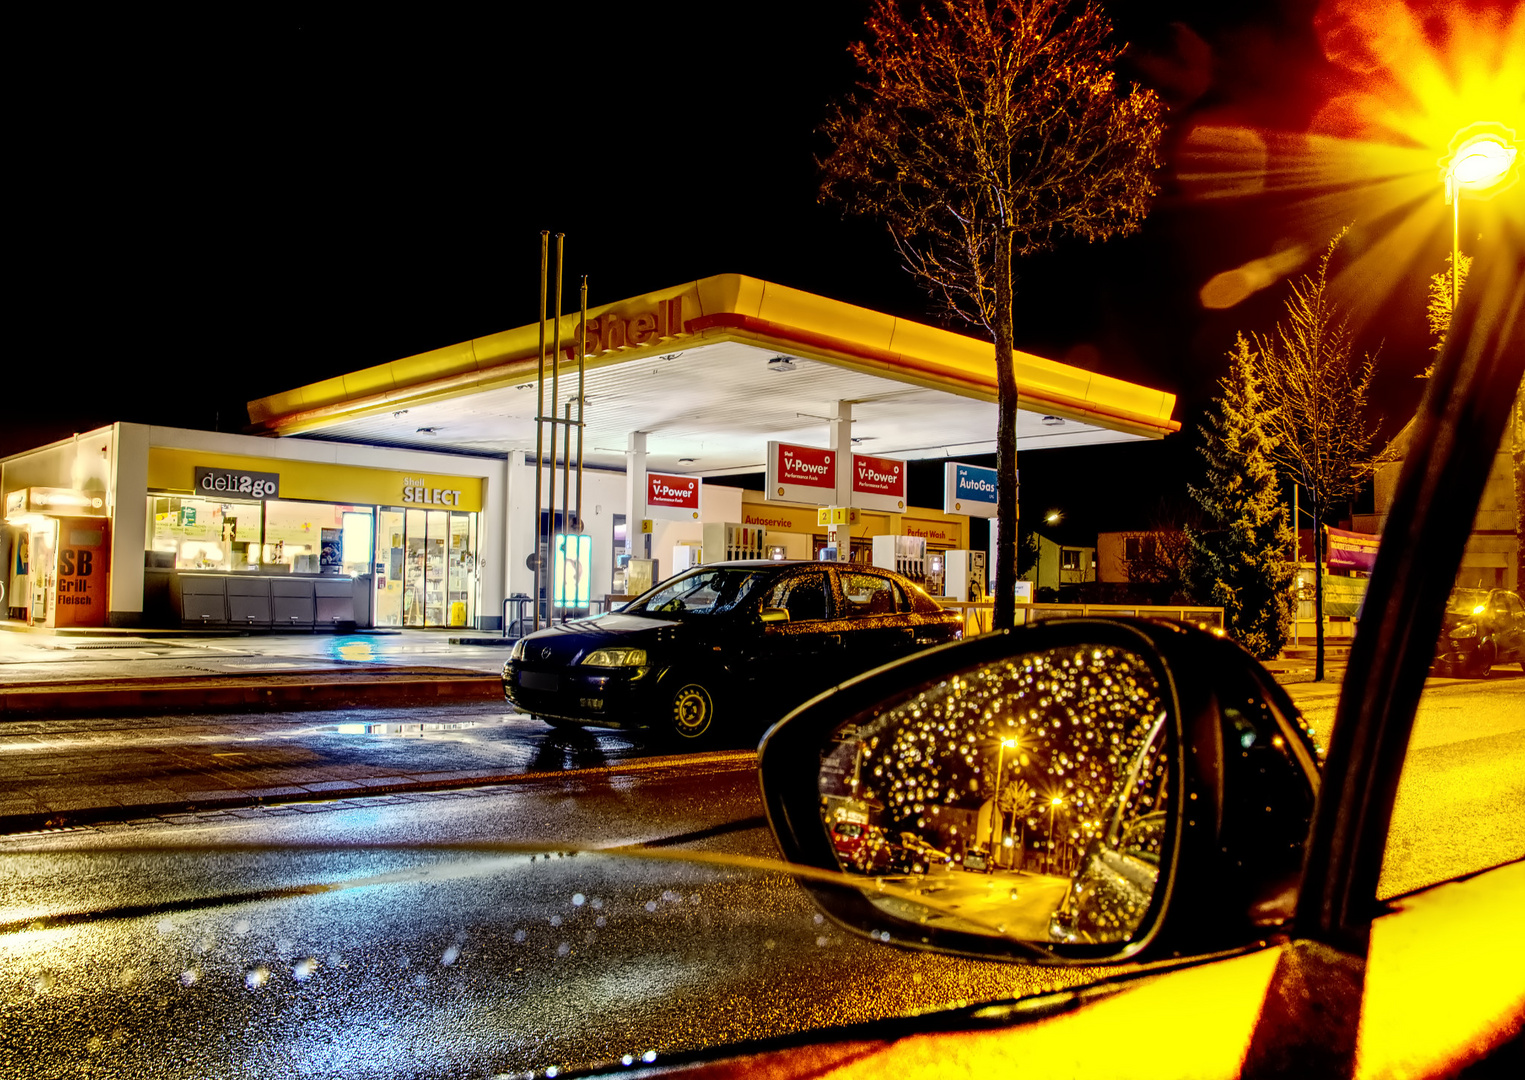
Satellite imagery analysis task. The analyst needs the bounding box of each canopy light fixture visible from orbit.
[392,410,409,418]
[678,457,697,464]
[416,427,438,435]
[767,356,798,374]
[1042,415,1065,426]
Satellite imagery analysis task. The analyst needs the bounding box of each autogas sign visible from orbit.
[646,472,702,520]
[766,441,837,505]
[851,453,906,513]
[944,462,1001,518]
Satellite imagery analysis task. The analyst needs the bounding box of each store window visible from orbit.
[1060,548,1082,571]
[263,501,374,576]
[147,496,264,570]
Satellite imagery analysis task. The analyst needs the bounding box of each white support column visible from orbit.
[109,422,150,625]
[829,401,853,560]
[626,431,649,559]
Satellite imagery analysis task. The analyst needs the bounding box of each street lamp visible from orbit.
[1046,795,1063,875]
[1441,130,1518,311]
[989,737,1018,861]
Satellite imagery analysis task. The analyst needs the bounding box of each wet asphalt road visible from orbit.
[0,761,1105,1080]
[1,675,1522,1078]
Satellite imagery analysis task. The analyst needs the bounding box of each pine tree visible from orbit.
[1187,334,1296,660]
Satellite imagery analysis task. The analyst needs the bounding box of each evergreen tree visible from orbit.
[1187,334,1296,660]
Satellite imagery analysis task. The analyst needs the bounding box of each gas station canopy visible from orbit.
[246,274,1179,473]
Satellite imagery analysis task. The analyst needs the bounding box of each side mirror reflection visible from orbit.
[815,644,1172,947]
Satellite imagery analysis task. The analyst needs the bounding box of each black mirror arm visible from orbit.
[1295,260,1524,953]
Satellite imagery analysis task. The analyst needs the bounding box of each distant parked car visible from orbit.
[1433,587,1525,677]
[502,560,962,744]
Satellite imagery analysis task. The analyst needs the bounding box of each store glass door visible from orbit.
[425,510,447,626]
[447,511,476,627]
[376,509,405,627]
[404,509,427,627]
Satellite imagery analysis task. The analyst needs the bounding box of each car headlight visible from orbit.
[1449,624,1479,640]
[509,637,529,661]
[582,648,648,667]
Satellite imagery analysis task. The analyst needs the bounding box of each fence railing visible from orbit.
[935,600,1226,639]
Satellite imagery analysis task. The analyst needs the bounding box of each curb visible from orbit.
[0,749,758,837]
[0,672,503,718]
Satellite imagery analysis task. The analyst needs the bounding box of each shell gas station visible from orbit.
[3,274,1178,632]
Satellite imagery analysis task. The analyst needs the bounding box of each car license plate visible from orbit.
[519,671,559,691]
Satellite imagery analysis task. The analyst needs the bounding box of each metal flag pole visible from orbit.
[532,231,548,632]
[548,235,565,626]
[575,275,588,545]
[561,400,573,620]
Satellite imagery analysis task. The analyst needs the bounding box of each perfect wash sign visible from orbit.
[943,462,998,519]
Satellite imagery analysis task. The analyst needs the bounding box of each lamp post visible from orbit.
[1041,509,1061,595]
[1442,132,1517,311]
[990,737,1018,861]
[1046,795,1063,875]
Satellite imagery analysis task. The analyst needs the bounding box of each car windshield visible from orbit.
[622,567,769,617]
[8,5,1525,1080]
[1442,589,1491,615]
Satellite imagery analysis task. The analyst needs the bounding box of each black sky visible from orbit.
[11,2,1486,536]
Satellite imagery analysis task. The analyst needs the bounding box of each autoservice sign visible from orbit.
[851,453,906,513]
[766,442,837,505]
[944,462,999,518]
[646,472,702,520]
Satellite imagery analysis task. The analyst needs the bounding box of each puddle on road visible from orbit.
[324,722,483,737]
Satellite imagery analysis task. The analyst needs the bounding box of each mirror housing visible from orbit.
[758,618,1319,965]
[759,607,790,624]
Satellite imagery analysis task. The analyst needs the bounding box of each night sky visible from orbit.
[12,2,1506,536]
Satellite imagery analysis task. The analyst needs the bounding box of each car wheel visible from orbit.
[667,679,718,744]
[1468,641,1497,678]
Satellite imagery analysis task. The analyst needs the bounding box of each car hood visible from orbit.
[518,613,685,663]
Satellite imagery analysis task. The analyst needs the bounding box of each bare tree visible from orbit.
[819,0,1163,630]
[1421,252,1472,379]
[1423,251,1524,596]
[1254,229,1381,681]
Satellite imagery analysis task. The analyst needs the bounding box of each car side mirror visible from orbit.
[759,607,790,624]
[757,618,1321,965]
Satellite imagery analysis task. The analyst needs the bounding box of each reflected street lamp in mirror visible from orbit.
[1047,795,1064,875]
[990,737,1019,861]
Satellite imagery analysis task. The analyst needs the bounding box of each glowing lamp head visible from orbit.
[1001,738,1018,748]
[1050,796,1063,807]
[1451,139,1516,186]
[1441,127,1519,202]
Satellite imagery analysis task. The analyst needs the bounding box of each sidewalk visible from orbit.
[0,627,508,717]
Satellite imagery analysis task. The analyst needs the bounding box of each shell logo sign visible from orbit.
[646,472,701,520]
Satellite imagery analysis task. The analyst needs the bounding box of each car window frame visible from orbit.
[768,568,836,623]
[1294,260,1523,951]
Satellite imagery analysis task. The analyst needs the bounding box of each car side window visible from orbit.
[1111,721,1169,865]
[839,572,898,617]
[768,573,830,623]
